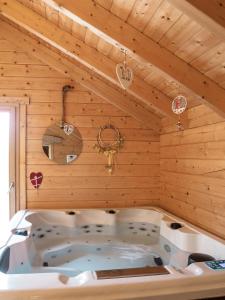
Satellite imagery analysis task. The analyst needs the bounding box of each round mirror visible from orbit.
[42,123,83,164]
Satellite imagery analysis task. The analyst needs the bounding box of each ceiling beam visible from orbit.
[45,0,225,118]
[167,0,225,40]
[0,0,174,119]
[0,19,160,131]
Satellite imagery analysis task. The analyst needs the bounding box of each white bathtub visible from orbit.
[0,207,225,300]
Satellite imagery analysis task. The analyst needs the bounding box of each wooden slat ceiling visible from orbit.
[9,0,225,114]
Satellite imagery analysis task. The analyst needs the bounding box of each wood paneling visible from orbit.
[0,20,160,132]
[0,0,174,119]
[0,38,159,209]
[168,0,225,40]
[160,104,225,239]
[2,0,225,240]
[43,0,225,117]
[15,0,225,111]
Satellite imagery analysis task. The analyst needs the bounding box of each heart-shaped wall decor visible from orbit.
[30,172,43,189]
[64,123,74,135]
[116,63,133,89]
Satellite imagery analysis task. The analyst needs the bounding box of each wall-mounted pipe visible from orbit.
[60,85,74,128]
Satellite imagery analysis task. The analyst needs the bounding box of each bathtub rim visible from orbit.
[17,206,225,246]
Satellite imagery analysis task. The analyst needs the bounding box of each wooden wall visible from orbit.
[0,38,160,209]
[2,35,225,239]
[160,104,225,239]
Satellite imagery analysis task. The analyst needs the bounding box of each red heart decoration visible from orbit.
[30,172,43,189]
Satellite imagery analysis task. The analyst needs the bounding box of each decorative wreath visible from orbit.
[94,124,124,153]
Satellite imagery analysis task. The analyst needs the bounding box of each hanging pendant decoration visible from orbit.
[172,95,187,114]
[63,123,74,135]
[30,172,43,189]
[94,124,124,174]
[116,63,133,89]
[172,95,187,130]
[116,50,133,89]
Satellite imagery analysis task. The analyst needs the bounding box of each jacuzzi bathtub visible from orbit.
[0,207,225,300]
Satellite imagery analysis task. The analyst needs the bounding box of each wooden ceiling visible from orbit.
[0,0,225,129]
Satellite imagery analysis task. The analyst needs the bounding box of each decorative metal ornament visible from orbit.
[172,95,187,115]
[94,124,124,174]
[172,95,188,131]
[116,50,133,89]
[63,123,74,135]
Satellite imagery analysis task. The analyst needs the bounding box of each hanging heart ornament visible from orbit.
[172,95,187,114]
[63,123,74,135]
[30,172,43,189]
[116,63,133,89]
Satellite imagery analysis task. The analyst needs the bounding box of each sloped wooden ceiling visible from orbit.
[168,0,225,40]
[0,0,225,122]
[0,20,162,130]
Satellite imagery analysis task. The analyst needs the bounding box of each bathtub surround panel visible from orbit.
[0,37,159,209]
[160,104,225,239]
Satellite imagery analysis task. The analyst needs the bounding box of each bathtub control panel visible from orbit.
[205,260,225,270]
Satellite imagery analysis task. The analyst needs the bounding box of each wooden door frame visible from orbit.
[0,96,29,212]
[0,106,16,217]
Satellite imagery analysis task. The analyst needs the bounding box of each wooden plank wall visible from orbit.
[0,38,160,209]
[160,104,225,239]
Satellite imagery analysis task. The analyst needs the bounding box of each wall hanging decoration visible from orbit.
[171,95,187,131]
[30,172,43,189]
[60,85,74,135]
[94,124,124,174]
[42,85,83,164]
[116,49,133,90]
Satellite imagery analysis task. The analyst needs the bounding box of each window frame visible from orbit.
[0,96,29,212]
